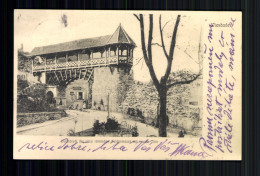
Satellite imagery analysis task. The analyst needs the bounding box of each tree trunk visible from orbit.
[158,85,167,137]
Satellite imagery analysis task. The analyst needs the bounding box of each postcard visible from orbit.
[13,10,242,160]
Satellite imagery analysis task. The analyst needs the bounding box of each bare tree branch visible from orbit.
[162,15,181,84]
[140,59,144,69]
[139,15,148,61]
[133,14,140,21]
[151,43,163,47]
[147,14,153,63]
[138,14,160,89]
[175,46,200,64]
[159,15,169,59]
[162,19,171,31]
[166,73,201,90]
[132,57,144,67]
[168,15,181,60]
[153,42,200,65]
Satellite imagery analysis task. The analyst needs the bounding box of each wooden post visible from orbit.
[108,47,111,65]
[117,46,119,65]
[87,69,93,82]
[105,48,107,66]
[54,71,59,83]
[127,46,129,63]
[91,50,93,67]
[66,53,68,69]
[31,59,34,73]
[83,69,88,80]
[44,57,47,71]
[59,71,64,81]
[55,56,57,70]
[77,53,80,68]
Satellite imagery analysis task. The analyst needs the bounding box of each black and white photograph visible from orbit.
[13,10,241,160]
[15,11,203,138]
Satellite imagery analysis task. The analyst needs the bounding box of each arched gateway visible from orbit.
[28,24,135,111]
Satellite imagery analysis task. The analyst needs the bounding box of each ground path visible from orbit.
[17,110,192,137]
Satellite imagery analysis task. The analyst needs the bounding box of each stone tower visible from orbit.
[28,24,135,112]
[92,25,135,112]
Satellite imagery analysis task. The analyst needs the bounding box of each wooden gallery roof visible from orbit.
[29,24,136,57]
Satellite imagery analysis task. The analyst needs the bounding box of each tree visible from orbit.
[134,14,201,137]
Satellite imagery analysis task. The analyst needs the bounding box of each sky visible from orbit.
[14,10,203,82]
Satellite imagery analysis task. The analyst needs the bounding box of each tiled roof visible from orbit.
[107,24,136,45]
[29,25,136,56]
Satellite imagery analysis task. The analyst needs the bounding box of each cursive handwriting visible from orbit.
[18,138,212,159]
[202,17,237,155]
[58,138,88,151]
[92,140,128,152]
[18,141,55,152]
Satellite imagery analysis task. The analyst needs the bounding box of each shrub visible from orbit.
[93,120,106,134]
[92,118,121,135]
[17,84,59,113]
[132,126,139,137]
[136,109,142,117]
[93,120,100,134]
[105,118,120,131]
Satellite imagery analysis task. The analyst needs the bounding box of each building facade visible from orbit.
[28,24,136,111]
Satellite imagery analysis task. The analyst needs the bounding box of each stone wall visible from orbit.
[120,78,203,131]
[92,66,133,112]
[120,81,159,119]
[17,111,67,127]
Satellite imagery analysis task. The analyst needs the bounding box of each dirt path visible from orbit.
[17,110,190,137]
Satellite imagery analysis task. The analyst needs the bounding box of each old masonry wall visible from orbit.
[92,66,134,112]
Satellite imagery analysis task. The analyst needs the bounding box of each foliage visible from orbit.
[17,84,58,113]
[18,53,31,73]
[93,120,100,134]
[18,80,29,90]
[127,108,144,118]
[105,118,120,131]
[167,70,201,89]
[132,126,139,137]
[92,118,120,134]
[93,120,104,134]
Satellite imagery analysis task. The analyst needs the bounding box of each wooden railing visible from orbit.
[32,56,133,72]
